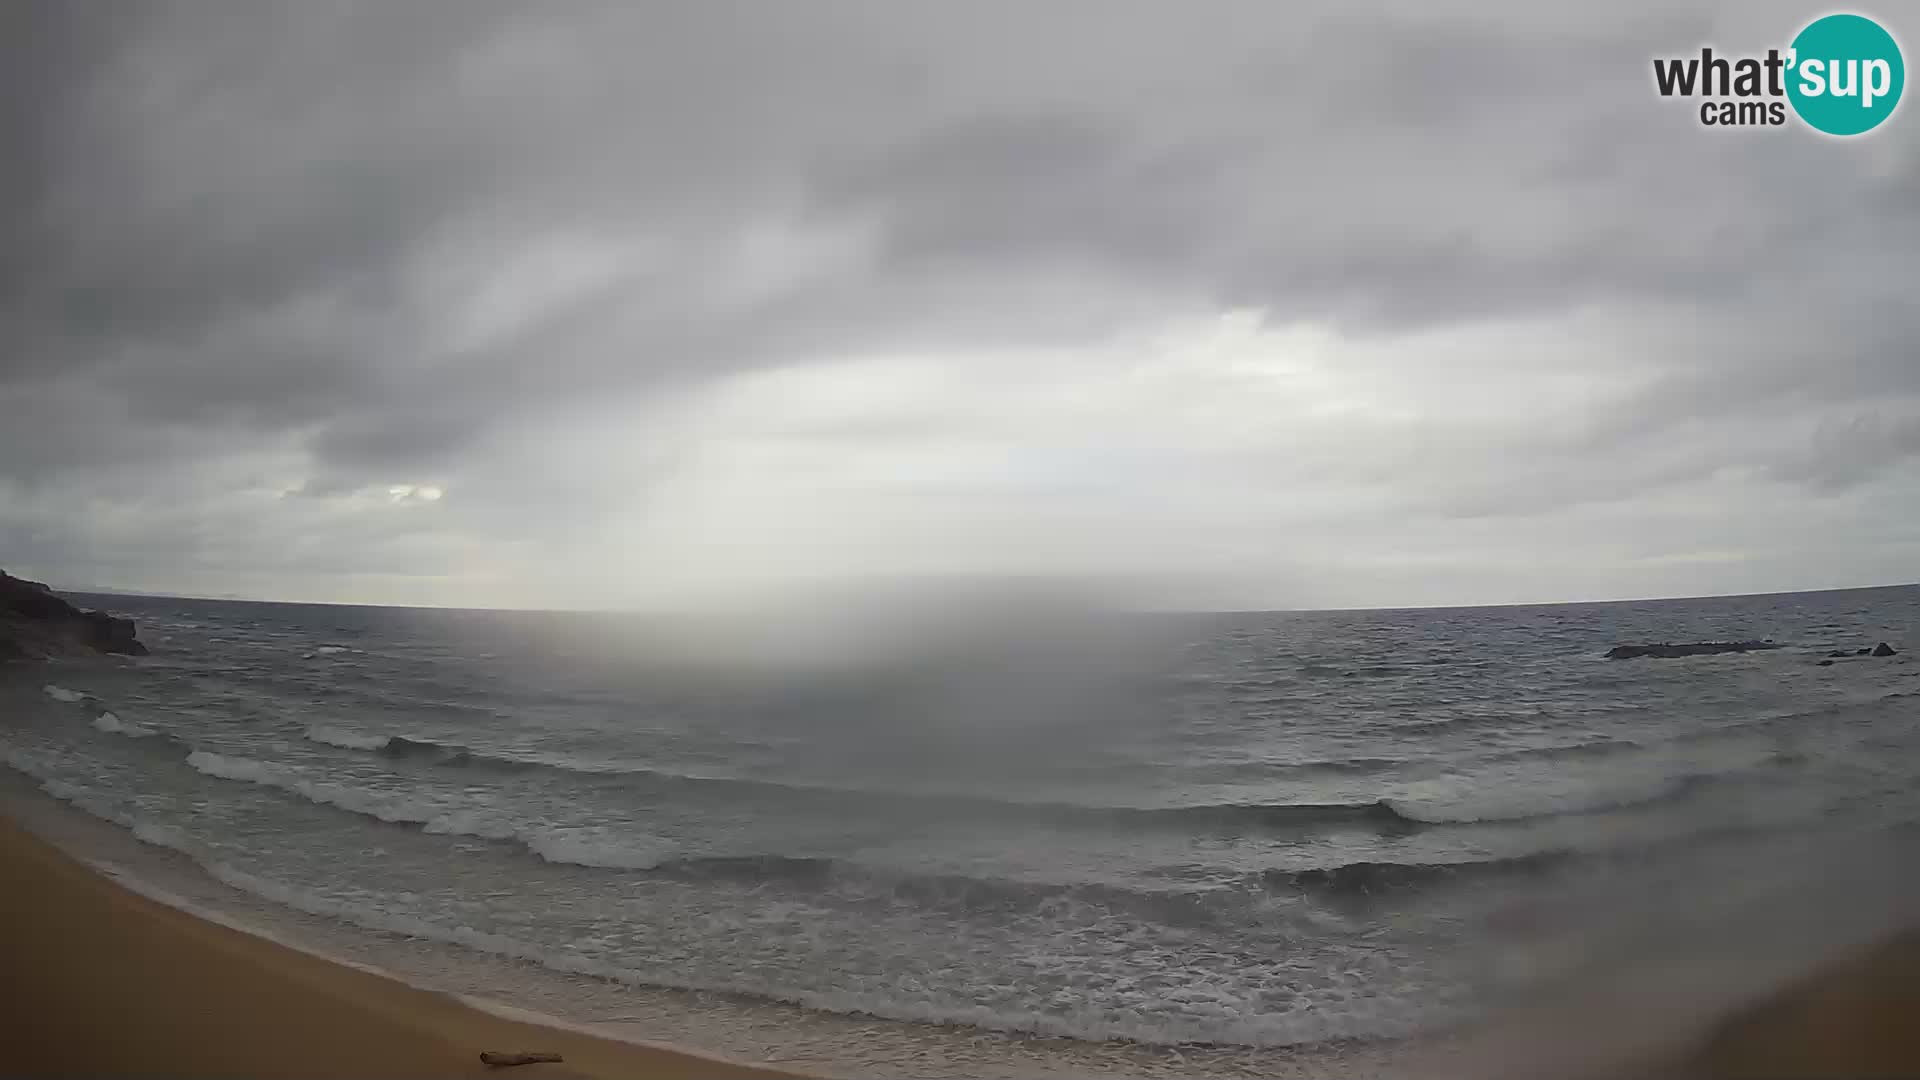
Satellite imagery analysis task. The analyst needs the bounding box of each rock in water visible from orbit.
[1872,642,1898,657]
[0,570,148,660]
[79,610,143,654]
[1604,641,1781,660]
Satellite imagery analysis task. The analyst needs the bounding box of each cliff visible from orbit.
[0,570,148,661]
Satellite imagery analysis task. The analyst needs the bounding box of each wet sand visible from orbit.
[1685,926,1920,1079]
[0,813,802,1079]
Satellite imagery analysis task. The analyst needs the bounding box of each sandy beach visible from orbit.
[1686,927,1920,1080]
[0,811,804,1080]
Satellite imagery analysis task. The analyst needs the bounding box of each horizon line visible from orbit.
[52,578,1920,618]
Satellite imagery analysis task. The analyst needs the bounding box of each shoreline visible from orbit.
[0,803,800,1080]
[9,761,1920,1079]
[0,769,1424,1079]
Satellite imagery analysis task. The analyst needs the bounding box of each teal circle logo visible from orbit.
[1786,14,1905,135]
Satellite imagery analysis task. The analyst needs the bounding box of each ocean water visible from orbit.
[4,586,1918,1049]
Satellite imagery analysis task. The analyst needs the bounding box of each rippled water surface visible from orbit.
[5,585,1917,1046]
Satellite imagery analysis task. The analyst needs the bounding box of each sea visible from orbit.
[3,584,1918,1067]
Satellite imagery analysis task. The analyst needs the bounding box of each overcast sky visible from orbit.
[3,1,1916,610]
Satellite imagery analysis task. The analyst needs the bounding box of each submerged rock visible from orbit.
[1825,642,1899,661]
[1604,641,1781,660]
[0,570,148,660]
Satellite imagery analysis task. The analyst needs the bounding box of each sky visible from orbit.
[2,1,1917,611]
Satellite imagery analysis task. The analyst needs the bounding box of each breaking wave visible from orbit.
[303,725,389,751]
[191,860,1430,1046]
[286,727,1754,832]
[290,730,1421,829]
[1385,773,1712,824]
[185,751,515,839]
[163,748,1504,916]
[92,711,163,739]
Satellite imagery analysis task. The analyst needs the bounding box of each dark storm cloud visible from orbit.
[3,0,1917,603]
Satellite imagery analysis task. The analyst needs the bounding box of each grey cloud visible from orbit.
[1765,412,1920,492]
[3,0,1918,603]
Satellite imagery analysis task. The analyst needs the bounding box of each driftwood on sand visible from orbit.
[480,1050,565,1067]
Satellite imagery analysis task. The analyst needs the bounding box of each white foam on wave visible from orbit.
[187,750,290,786]
[194,857,1401,1046]
[182,750,664,860]
[418,810,520,842]
[185,750,519,841]
[1,753,198,855]
[1387,770,1700,824]
[42,685,88,703]
[521,828,679,870]
[304,725,390,751]
[4,743,1438,1047]
[92,711,161,739]
[295,728,740,783]
[505,749,639,775]
[189,750,441,824]
[35,776,129,823]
